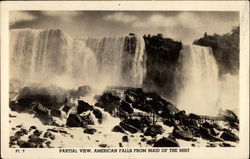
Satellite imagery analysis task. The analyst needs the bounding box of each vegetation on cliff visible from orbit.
[193,26,239,75]
[142,34,182,99]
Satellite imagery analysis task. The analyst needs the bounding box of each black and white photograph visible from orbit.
[1,1,249,159]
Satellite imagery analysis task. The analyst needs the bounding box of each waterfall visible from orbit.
[10,29,146,89]
[177,44,224,115]
[85,36,146,87]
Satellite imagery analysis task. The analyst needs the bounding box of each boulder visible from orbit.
[66,114,82,127]
[29,126,37,130]
[144,125,163,137]
[17,85,67,109]
[154,137,179,147]
[93,108,103,119]
[77,100,92,114]
[202,121,213,129]
[99,144,107,148]
[43,131,55,140]
[17,140,29,148]
[119,122,140,134]
[50,109,61,118]
[77,85,92,97]
[120,101,134,114]
[172,129,193,141]
[33,130,43,137]
[124,119,144,131]
[220,131,239,142]
[122,135,129,142]
[28,135,45,145]
[112,125,126,133]
[81,113,94,127]
[83,128,97,135]
[62,105,71,113]
[199,127,222,141]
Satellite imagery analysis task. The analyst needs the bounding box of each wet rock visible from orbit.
[83,128,97,135]
[17,140,29,148]
[122,135,129,142]
[44,131,56,140]
[212,123,222,131]
[93,108,103,119]
[17,85,67,109]
[124,119,145,131]
[172,129,193,141]
[50,109,61,118]
[45,141,52,148]
[77,85,92,97]
[29,126,37,130]
[33,130,43,137]
[207,143,217,147]
[9,114,17,118]
[81,113,95,126]
[33,102,55,125]
[112,125,125,133]
[119,143,123,147]
[16,124,22,128]
[119,122,139,134]
[202,121,213,129]
[144,125,163,137]
[66,114,82,127]
[146,139,156,146]
[120,101,133,114]
[210,128,220,136]
[10,135,19,141]
[220,131,239,142]
[28,135,45,145]
[154,137,179,147]
[62,105,71,113]
[14,130,25,138]
[27,141,37,148]
[99,144,107,148]
[199,127,222,142]
[141,138,147,142]
[77,100,92,114]
[219,142,234,147]
[20,128,29,135]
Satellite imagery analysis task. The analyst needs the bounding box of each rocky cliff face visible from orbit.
[193,27,239,75]
[142,34,183,100]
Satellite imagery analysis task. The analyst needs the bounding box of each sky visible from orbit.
[10,11,239,43]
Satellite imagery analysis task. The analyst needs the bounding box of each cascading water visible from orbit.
[10,29,146,90]
[176,44,239,116]
[85,36,146,87]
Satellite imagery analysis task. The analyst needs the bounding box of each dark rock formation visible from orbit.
[144,125,163,137]
[77,100,92,114]
[143,34,182,99]
[50,109,61,118]
[66,114,82,127]
[220,131,239,142]
[16,85,67,109]
[119,122,140,134]
[172,129,193,141]
[93,108,103,119]
[193,27,239,75]
[122,135,129,142]
[120,101,133,114]
[33,130,43,137]
[83,128,97,135]
[154,137,179,147]
[112,125,125,133]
